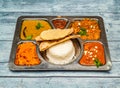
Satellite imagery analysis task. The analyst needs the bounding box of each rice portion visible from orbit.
[46,40,75,65]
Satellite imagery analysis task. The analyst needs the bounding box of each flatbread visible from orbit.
[39,35,80,51]
[35,28,73,41]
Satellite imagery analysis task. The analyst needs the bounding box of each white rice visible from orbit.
[46,40,75,65]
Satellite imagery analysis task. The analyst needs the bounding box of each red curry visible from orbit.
[52,19,67,29]
[79,42,106,66]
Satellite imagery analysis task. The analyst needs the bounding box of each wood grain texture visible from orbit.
[0,0,120,13]
[0,78,120,88]
[0,0,120,87]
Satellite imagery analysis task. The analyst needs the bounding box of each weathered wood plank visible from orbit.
[0,41,11,62]
[0,12,120,24]
[0,78,120,88]
[0,62,119,77]
[0,0,120,13]
[0,23,15,40]
[0,0,119,87]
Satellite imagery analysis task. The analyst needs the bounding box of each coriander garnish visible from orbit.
[36,22,44,29]
[94,58,103,68]
[78,28,87,36]
[26,35,33,40]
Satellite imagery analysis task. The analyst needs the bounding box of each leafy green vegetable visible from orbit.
[78,28,87,36]
[26,35,33,40]
[94,58,103,68]
[36,22,44,29]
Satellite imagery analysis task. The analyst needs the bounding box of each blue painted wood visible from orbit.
[0,78,120,88]
[0,0,120,13]
[0,0,120,87]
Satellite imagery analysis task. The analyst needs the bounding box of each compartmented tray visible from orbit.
[9,16,112,71]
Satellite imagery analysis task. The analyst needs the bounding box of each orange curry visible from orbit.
[14,42,41,66]
[79,42,106,66]
[70,18,101,40]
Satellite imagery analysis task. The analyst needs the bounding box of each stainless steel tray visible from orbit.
[9,16,112,71]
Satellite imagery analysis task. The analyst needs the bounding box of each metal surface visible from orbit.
[9,16,112,71]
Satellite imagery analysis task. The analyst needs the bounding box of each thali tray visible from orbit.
[9,16,112,71]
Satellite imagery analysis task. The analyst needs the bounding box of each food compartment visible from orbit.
[68,18,101,40]
[14,41,41,66]
[20,19,52,40]
[51,18,69,29]
[79,41,106,68]
[40,38,83,65]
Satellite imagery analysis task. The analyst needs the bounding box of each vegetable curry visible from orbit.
[79,42,106,67]
[14,42,41,66]
[70,18,101,40]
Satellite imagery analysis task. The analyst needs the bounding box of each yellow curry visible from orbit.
[20,20,51,40]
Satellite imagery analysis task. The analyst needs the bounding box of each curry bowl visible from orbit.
[68,18,101,40]
[51,18,69,29]
[20,18,53,40]
[79,41,106,66]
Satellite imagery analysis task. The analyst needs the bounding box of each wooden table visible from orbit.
[0,0,120,87]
